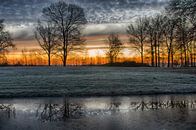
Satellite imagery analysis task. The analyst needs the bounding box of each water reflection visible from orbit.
[36,99,85,121]
[0,104,16,119]
[131,100,196,111]
[0,95,196,129]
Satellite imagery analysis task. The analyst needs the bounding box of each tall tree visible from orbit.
[168,0,196,67]
[42,1,87,66]
[163,16,178,67]
[175,17,194,66]
[151,15,166,67]
[127,17,147,64]
[106,34,123,64]
[35,20,59,66]
[145,17,155,67]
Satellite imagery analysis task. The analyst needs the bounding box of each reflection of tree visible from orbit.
[131,100,196,111]
[0,104,15,119]
[109,102,121,113]
[135,101,148,111]
[36,99,84,122]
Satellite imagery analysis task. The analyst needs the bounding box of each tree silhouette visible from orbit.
[35,20,59,66]
[127,17,148,64]
[175,17,194,66]
[152,15,166,67]
[145,15,166,67]
[0,19,14,63]
[163,16,178,67]
[42,1,87,66]
[168,0,196,67]
[145,17,155,67]
[106,34,123,64]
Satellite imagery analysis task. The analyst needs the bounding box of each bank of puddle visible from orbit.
[1,95,196,130]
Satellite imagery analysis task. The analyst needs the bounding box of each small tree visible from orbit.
[127,17,147,64]
[35,20,59,66]
[0,20,14,64]
[106,34,123,64]
[42,1,87,66]
[0,20,14,54]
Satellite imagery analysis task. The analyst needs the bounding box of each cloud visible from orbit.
[75,0,169,23]
[0,0,170,40]
[83,23,129,36]
[0,0,169,23]
[6,23,35,40]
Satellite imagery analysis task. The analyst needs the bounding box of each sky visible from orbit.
[0,0,170,57]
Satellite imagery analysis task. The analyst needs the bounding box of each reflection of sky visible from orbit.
[0,0,170,40]
[1,95,196,130]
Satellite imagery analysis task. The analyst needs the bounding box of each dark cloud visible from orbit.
[0,0,169,40]
[0,0,51,23]
[0,0,169,23]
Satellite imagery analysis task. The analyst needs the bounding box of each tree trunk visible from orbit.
[171,50,174,68]
[180,47,183,67]
[63,51,67,67]
[167,49,170,68]
[190,53,193,67]
[151,41,154,67]
[141,44,144,64]
[48,53,51,66]
[63,44,66,66]
[184,45,187,67]
[154,39,158,67]
[63,32,68,67]
[158,42,160,67]
[110,56,114,64]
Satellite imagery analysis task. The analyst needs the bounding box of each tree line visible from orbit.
[107,0,196,67]
[0,0,196,67]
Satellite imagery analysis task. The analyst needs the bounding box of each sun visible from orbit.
[88,49,106,57]
[88,49,97,57]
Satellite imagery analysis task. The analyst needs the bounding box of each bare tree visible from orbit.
[42,1,87,66]
[155,15,166,67]
[145,15,166,67]
[127,17,147,64]
[35,20,59,66]
[168,0,196,67]
[106,34,123,64]
[175,17,194,67]
[163,16,178,67]
[0,20,14,59]
[145,17,155,67]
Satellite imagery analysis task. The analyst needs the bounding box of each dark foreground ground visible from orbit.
[0,67,195,97]
[1,95,196,130]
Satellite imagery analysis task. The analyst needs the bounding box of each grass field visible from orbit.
[0,67,195,97]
